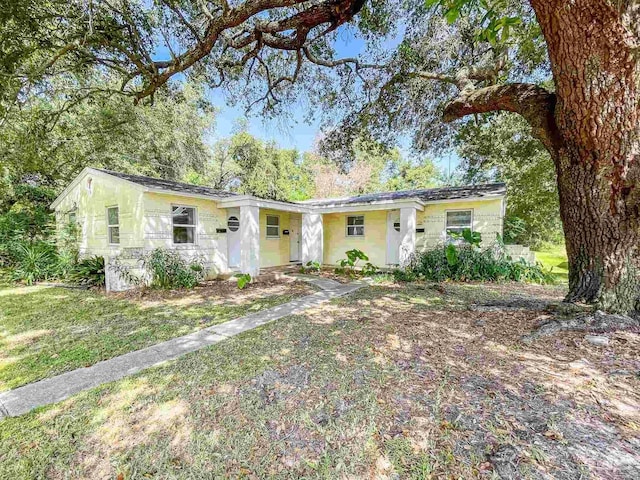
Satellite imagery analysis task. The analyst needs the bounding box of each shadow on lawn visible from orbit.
[0,281,312,391]
[0,282,638,479]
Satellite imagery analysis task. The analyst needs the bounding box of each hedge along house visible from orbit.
[51,168,506,287]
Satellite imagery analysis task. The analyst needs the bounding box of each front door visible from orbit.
[227,208,241,269]
[289,215,301,262]
[386,210,402,265]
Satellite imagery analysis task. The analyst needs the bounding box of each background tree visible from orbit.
[1,77,215,189]
[456,113,562,248]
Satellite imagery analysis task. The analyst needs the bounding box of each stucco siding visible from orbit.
[54,172,144,258]
[416,198,504,251]
[259,209,292,268]
[323,210,388,267]
[142,192,228,276]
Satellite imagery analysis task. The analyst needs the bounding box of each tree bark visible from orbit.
[445,1,640,314]
[530,0,640,313]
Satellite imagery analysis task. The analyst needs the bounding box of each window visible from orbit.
[172,206,196,244]
[227,216,240,232]
[266,215,280,238]
[68,211,77,225]
[346,215,364,237]
[107,206,120,244]
[446,210,473,236]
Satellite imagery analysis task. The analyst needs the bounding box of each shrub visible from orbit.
[403,244,553,284]
[142,248,206,289]
[300,260,321,274]
[335,249,379,277]
[68,256,105,287]
[236,273,251,289]
[11,241,59,285]
[392,268,418,283]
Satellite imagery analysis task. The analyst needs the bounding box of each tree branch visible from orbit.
[443,83,562,154]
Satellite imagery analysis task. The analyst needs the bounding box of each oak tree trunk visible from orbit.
[531,0,640,314]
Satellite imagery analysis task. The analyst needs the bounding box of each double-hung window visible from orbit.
[346,215,364,237]
[107,206,120,244]
[266,215,280,238]
[172,206,196,244]
[445,210,473,237]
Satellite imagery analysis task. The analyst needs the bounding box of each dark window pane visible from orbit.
[107,207,119,226]
[172,206,195,225]
[173,226,194,244]
[347,215,364,226]
[266,215,279,227]
[446,211,471,227]
[266,226,279,237]
[109,226,120,244]
[347,226,364,236]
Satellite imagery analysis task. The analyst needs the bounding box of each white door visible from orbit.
[289,215,301,262]
[386,210,402,265]
[227,208,241,269]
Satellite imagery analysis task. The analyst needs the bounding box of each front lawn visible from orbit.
[2,281,638,479]
[533,244,569,283]
[0,280,313,391]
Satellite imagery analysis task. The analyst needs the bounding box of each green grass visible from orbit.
[0,282,311,391]
[533,244,568,283]
[4,282,629,479]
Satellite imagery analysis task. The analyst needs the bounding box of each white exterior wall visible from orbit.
[301,213,323,264]
[142,192,229,277]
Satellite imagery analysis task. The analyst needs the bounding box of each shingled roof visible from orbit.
[96,168,238,199]
[303,183,506,207]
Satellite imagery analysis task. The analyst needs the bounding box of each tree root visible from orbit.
[521,310,640,344]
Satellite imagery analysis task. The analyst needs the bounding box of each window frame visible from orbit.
[346,215,365,237]
[171,205,197,245]
[445,209,473,238]
[265,214,280,239]
[106,206,120,245]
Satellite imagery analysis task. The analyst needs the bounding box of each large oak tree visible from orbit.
[3,0,639,313]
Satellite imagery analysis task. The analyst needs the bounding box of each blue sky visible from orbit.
[160,25,461,176]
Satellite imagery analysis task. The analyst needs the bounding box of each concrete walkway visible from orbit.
[0,277,362,419]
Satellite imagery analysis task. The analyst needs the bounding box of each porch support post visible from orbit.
[399,207,416,266]
[301,213,323,264]
[240,205,260,276]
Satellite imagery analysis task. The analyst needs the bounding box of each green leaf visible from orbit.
[446,244,458,266]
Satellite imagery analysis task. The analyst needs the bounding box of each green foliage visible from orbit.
[2,77,215,192]
[503,216,528,244]
[456,114,562,248]
[426,0,522,45]
[142,249,206,290]
[68,256,105,287]
[236,273,252,290]
[392,268,418,283]
[449,228,482,248]
[402,244,553,284]
[300,261,321,274]
[335,249,378,277]
[10,241,59,285]
[0,183,56,266]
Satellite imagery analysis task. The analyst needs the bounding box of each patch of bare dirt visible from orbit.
[303,283,640,478]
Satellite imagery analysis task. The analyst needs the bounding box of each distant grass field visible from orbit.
[533,244,568,283]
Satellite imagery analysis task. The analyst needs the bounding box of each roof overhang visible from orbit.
[419,193,505,206]
[312,198,425,214]
[216,196,314,213]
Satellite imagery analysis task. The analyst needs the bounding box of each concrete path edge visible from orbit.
[0,277,362,419]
